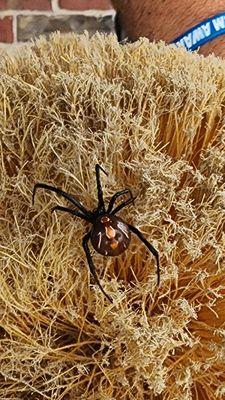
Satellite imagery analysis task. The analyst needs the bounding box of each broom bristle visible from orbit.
[0,32,225,399]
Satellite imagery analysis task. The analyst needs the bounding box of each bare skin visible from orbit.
[111,0,225,57]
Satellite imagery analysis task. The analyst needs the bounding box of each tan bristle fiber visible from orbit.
[0,32,225,399]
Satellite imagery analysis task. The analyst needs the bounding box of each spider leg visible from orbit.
[107,189,135,214]
[128,224,160,285]
[82,231,113,303]
[52,205,92,222]
[32,183,90,216]
[95,164,107,213]
[111,196,137,216]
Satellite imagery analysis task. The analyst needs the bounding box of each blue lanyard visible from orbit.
[172,13,225,51]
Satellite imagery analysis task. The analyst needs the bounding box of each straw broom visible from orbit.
[0,33,225,400]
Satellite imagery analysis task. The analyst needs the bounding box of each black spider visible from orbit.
[32,164,160,303]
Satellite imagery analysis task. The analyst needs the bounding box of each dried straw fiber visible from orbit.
[0,32,225,400]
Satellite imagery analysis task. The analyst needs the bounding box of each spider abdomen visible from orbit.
[91,215,131,256]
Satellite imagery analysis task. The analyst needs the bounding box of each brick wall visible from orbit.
[0,0,114,46]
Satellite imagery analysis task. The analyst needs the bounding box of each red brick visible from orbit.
[0,0,51,10]
[0,16,13,43]
[59,0,112,11]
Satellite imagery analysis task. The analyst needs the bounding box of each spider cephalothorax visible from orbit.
[32,164,160,303]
